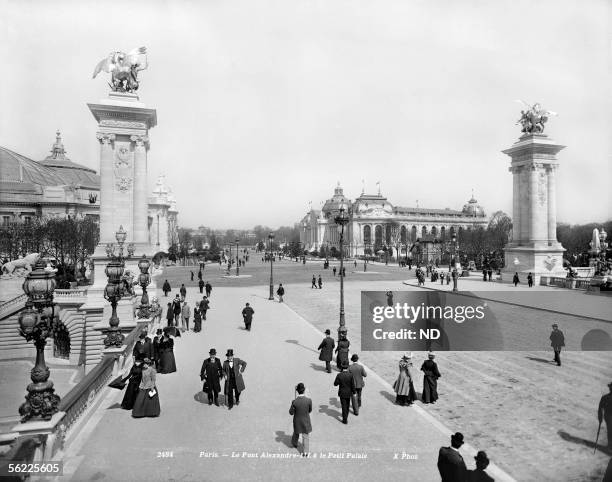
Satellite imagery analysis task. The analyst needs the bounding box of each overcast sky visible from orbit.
[1,0,610,229]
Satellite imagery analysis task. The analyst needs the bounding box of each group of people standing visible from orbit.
[393,352,441,406]
[199,348,247,410]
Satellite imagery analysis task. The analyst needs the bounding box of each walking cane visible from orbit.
[594,420,602,454]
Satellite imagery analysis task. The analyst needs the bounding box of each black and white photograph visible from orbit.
[0,1,611,481]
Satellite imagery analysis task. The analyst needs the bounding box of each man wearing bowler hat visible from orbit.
[549,323,565,366]
[289,382,312,457]
[467,451,494,482]
[348,353,367,415]
[223,349,247,410]
[200,348,223,406]
[242,303,255,331]
[437,432,468,482]
[317,329,335,373]
[333,359,356,424]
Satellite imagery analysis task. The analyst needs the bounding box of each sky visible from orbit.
[1,0,610,229]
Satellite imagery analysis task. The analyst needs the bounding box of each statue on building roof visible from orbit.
[515,100,557,135]
[92,47,148,93]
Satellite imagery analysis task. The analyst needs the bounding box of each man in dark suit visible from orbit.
[333,360,356,424]
[289,382,312,456]
[199,296,210,320]
[317,329,335,373]
[242,303,255,331]
[348,354,367,415]
[437,432,468,482]
[223,349,247,410]
[549,323,565,366]
[598,381,612,449]
[200,348,223,406]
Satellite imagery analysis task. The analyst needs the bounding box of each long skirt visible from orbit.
[194,317,202,332]
[336,349,349,369]
[421,376,439,403]
[121,379,140,410]
[158,350,177,374]
[132,388,160,418]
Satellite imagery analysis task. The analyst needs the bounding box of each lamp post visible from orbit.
[268,233,275,300]
[415,239,421,267]
[335,204,350,339]
[235,238,240,276]
[17,259,61,422]
[451,232,458,292]
[136,255,151,319]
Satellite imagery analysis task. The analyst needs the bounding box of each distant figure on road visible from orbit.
[158,331,177,374]
[334,360,356,424]
[311,275,317,289]
[354,260,357,268]
[180,283,187,301]
[420,352,441,404]
[190,271,194,281]
[440,271,445,285]
[289,382,312,456]
[223,349,247,410]
[348,354,366,414]
[598,382,612,449]
[200,348,222,406]
[198,269,203,280]
[162,279,171,297]
[550,323,565,366]
[527,272,534,287]
[199,296,210,320]
[487,269,492,282]
[437,432,468,482]
[276,283,285,302]
[318,275,323,289]
[205,281,212,298]
[333,266,337,276]
[193,307,202,332]
[467,450,494,482]
[165,302,174,327]
[198,278,204,294]
[393,353,417,406]
[513,272,520,287]
[242,303,255,331]
[317,329,335,373]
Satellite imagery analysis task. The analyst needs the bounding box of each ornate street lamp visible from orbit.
[136,255,151,319]
[451,232,459,292]
[268,233,275,300]
[235,238,240,276]
[335,203,350,339]
[18,259,61,422]
[415,239,421,266]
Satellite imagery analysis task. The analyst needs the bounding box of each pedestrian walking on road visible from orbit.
[190,271,194,281]
[598,382,612,449]
[437,432,468,482]
[335,332,350,370]
[487,268,493,282]
[205,281,212,298]
[527,272,534,288]
[290,382,312,456]
[198,269,203,280]
[198,278,204,294]
[242,302,255,331]
[333,266,337,276]
[550,323,565,366]
[318,275,323,289]
[158,331,177,374]
[440,272,445,285]
[317,329,335,373]
[181,301,191,331]
[467,451,494,482]
[334,360,356,424]
[162,279,171,297]
[199,296,210,320]
[348,354,367,414]
[393,353,417,406]
[180,283,187,301]
[132,358,160,418]
[165,303,174,327]
[420,352,441,404]
[172,295,182,325]
[193,307,202,332]
[276,283,285,302]
[513,272,520,287]
[223,349,247,410]
[311,275,317,289]
[121,357,143,410]
[200,348,222,406]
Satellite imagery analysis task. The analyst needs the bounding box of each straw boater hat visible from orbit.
[401,352,413,360]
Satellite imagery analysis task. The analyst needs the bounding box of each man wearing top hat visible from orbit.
[598,381,612,449]
[334,359,356,424]
[200,348,223,406]
[223,349,247,410]
[289,382,312,456]
[437,432,468,482]
[467,451,494,482]
[317,329,335,373]
[549,323,565,366]
[242,303,255,331]
[348,354,367,415]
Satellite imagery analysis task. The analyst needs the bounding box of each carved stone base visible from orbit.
[18,383,61,423]
[103,328,125,348]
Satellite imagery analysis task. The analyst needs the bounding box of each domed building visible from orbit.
[300,184,489,262]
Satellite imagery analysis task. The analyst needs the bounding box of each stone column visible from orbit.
[529,164,539,246]
[96,133,115,244]
[547,165,557,245]
[519,168,529,246]
[131,135,149,244]
[511,166,520,244]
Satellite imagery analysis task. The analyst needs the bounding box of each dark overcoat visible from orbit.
[223,358,247,394]
[334,370,356,398]
[289,396,312,434]
[242,306,254,321]
[437,447,468,482]
[348,362,367,389]
[200,357,223,393]
[318,336,335,362]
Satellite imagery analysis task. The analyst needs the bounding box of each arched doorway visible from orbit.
[53,321,70,360]
[363,225,372,245]
[411,226,417,243]
[374,225,383,248]
[400,225,407,244]
[422,226,427,238]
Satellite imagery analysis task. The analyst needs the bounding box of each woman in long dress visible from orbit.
[393,354,417,406]
[335,335,350,370]
[193,307,202,333]
[132,358,161,418]
[158,332,177,374]
[420,353,441,404]
[121,358,143,410]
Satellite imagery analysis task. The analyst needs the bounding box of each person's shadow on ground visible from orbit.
[379,390,396,404]
[274,431,294,448]
[285,339,319,354]
[525,355,554,364]
[193,391,208,404]
[309,363,327,372]
[106,402,122,410]
[318,403,341,420]
[558,430,612,455]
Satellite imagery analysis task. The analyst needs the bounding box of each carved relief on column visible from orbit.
[130,134,149,149]
[96,132,116,146]
[113,141,133,193]
[546,165,558,244]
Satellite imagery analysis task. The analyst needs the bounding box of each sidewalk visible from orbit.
[61,286,514,482]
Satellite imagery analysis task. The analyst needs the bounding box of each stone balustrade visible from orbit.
[0,293,28,319]
[540,276,594,290]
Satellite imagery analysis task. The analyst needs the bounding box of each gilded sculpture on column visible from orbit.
[92,47,148,93]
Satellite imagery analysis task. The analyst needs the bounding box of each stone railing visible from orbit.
[54,288,88,300]
[540,276,592,290]
[0,293,28,319]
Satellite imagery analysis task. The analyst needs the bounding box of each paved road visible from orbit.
[63,285,513,482]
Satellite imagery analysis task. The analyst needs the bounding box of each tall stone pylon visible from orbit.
[502,113,566,282]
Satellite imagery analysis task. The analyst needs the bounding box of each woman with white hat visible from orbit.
[393,353,417,406]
